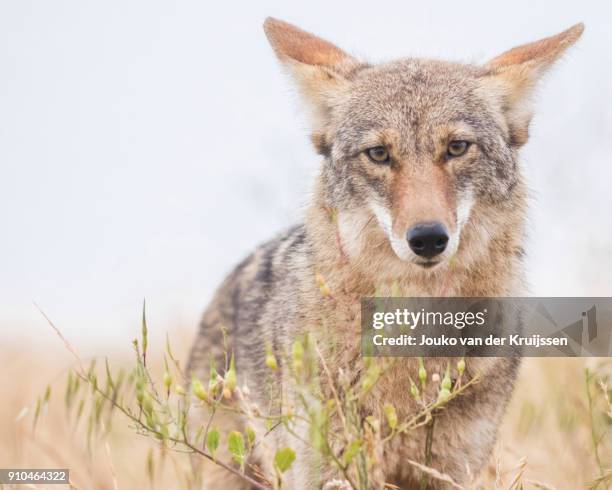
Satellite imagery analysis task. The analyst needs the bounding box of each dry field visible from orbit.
[1,335,610,490]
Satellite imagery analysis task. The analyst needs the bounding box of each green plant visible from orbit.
[37,301,483,490]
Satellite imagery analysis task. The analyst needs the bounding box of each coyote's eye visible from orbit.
[365,146,390,164]
[447,140,471,158]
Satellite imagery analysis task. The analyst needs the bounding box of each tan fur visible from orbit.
[188,18,583,489]
[391,164,456,237]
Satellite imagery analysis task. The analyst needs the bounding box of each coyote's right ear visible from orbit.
[264,17,361,129]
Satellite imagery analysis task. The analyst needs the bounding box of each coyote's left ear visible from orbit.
[481,23,584,147]
[264,17,362,131]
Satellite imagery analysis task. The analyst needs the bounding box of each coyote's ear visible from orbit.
[264,17,361,129]
[481,23,584,147]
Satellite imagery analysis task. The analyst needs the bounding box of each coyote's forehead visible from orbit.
[335,61,506,161]
[335,60,497,155]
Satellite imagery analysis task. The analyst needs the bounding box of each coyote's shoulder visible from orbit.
[189,224,310,378]
[188,18,583,489]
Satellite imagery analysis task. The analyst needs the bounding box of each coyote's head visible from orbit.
[264,18,582,270]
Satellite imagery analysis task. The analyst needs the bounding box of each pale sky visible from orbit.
[1,0,611,350]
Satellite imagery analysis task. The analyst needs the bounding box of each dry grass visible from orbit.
[477,358,611,489]
[1,337,610,490]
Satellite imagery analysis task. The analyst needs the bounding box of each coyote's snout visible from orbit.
[369,157,473,268]
[189,18,584,489]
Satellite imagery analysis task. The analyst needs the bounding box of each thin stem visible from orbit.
[201,390,225,450]
[419,418,435,490]
[85,372,270,490]
[315,345,350,441]
[35,302,86,376]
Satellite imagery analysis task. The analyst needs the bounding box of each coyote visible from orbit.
[188,18,583,489]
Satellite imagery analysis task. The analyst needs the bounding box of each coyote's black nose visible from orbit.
[407,222,449,259]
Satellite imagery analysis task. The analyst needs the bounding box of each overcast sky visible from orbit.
[1,1,611,349]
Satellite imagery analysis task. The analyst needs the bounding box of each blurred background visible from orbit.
[1,2,611,488]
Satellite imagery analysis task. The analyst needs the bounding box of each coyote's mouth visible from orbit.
[417,260,441,269]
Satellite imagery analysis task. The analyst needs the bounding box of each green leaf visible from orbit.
[274,447,296,473]
[105,358,115,393]
[441,362,452,391]
[165,333,176,363]
[65,371,73,409]
[141,300,148,365]
[245,426,256,449]
[225,353,237,391]
[228,431,246,468]
[206,428,220,459]
[191,377,207,401]
[342,439,363,466]
[383,403,398,430]
[33,397,41,429]
[209,358,219,393]
[308,406,329,454]
[43,385,52,404]
[146,447,154,481]
[292,340,304,374]
[361,363,381,393]
[265,343,278,370]
[75,399,85,425]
